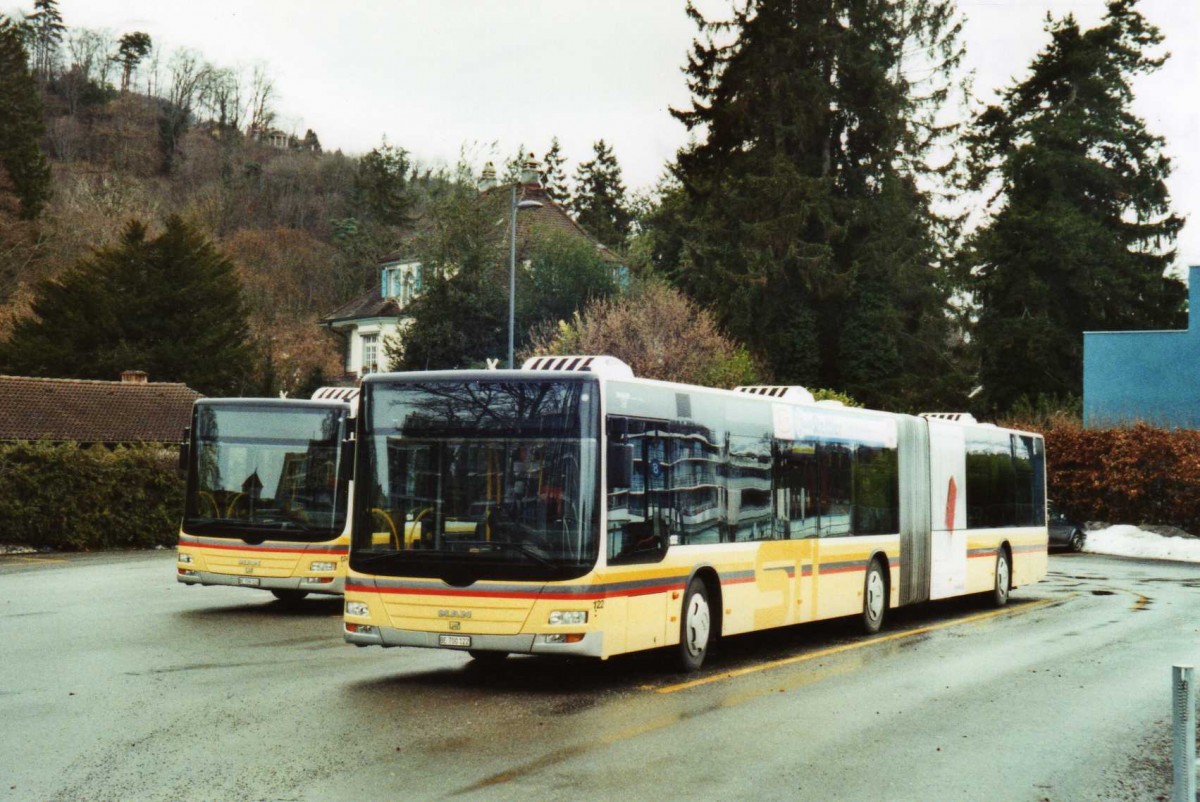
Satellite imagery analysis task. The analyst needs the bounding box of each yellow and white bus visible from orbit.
[343,356,1047,670]
[177,388,358,602]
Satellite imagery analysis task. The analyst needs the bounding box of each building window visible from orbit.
[361,334,379,375]
[383,263,423,308]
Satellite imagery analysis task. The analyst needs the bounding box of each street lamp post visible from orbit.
[508,186,543,368]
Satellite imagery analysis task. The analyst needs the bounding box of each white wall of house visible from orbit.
[346,317,404,376]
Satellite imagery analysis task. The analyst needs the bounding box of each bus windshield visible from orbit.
[352,378,600,583]
[183,403,348,542]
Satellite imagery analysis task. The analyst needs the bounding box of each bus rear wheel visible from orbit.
[271,589,308,604]
[862,558,887,635]
[676,577,711,672]
[991,548,1011,607]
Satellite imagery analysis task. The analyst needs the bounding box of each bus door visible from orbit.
[926,421,967,600]
[771,441,819,622]
[607,416,673,653]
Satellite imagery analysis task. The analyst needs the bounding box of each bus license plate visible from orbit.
[439,635,471,648]
[238,577,261,587]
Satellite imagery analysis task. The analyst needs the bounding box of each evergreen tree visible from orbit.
[963,0,1185,413]
[22,0,63,82]
[570,139,632,251]
[0,216,254,395]
[387,180,619,370]
[353,143,412,226]
[115,31,152,92]
[0,14,50,220]
[660,0,969,410]
[541,137,569,201]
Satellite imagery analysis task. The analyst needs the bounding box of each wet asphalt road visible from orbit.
[1,549,1197,801]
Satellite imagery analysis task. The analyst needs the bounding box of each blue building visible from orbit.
[1083,265,1199,428]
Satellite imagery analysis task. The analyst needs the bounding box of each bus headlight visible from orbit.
[310,561,336,572]
[345,601,369,617]
[178,553,193,564]
[549,610,587,626]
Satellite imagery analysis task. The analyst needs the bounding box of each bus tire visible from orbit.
[270,589,308,604]
[991,548,1011,607]
[677,577,712,673]
[862,558,887,635]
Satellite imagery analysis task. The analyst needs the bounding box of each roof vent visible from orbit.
[312,386,361,414]
[521,355,634,379]
[734,385,816,404]
[120,370,148,384]
[920,412,978,424]
[312,386,360,403]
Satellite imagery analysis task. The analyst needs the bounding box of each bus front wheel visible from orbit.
[991,548,1011,607]
[677,577,711,672]
[862,558,887,635]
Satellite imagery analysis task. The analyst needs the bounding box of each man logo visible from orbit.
[438,609,472,619]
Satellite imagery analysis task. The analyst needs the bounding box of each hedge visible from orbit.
[0,441,184,550]
[1007,419,1200,532]
[2,422,1193,550]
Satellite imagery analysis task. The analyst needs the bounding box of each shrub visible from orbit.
[0,441,183,550]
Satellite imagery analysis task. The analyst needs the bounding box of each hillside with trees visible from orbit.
[0,0,1187,419]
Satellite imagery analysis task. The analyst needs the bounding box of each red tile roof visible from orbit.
[0,375,203,444]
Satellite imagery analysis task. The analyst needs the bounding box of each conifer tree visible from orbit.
[22,0,63,82]
[570,139,632,251]
[0,14,50,219]
[541,137,569,202]
[963,0,1185,412]
[353,143,412,226]
[660,0,970,409]
[115,31,152,92]
[0,217,254,395]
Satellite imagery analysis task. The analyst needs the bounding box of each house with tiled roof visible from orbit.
[0,371,202,445]
[319,155,624,380]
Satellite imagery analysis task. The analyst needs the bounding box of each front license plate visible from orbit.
[238,577,261,587]
[439,635,471,648]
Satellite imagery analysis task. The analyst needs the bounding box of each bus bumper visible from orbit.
[343,625,604,658]
[177,570,344,596]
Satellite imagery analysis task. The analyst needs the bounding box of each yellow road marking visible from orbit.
[656,596,1068,695]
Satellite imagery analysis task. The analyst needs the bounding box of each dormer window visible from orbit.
[382,262,423,308]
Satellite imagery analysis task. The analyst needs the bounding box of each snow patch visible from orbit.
[1084,525,1200,563]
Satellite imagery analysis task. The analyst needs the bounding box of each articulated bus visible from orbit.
[177,388,358,602]
[343,356,1047,670]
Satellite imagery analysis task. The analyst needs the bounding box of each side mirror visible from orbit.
[178,428,190,472]
[607,442,633,489]
[340,435,356,482]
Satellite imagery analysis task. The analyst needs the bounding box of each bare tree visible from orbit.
[199,66,242,130]
[67,28,114,87]
[246,62,276,135]
[160,47,213,171]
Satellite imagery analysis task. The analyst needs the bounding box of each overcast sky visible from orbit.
[36,0,1200,271]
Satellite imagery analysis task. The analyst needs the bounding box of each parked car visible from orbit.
[1048,502,1087,552]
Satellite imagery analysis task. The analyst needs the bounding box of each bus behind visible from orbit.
[177,393,355,602]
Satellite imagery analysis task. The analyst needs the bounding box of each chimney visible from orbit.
[121,370,148,384]
[519,152,541,187]
[479,161,498,191]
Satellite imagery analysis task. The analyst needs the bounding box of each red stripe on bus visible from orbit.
[179,542,347,555]
[344,582,688,601]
